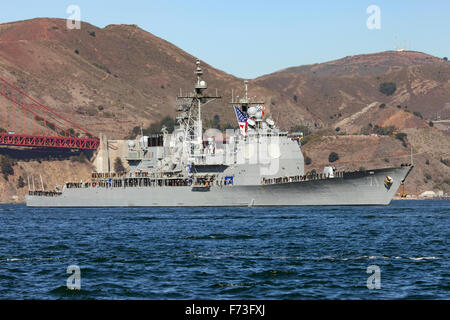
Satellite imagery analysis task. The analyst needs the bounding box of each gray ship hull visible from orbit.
[26,166,412,207]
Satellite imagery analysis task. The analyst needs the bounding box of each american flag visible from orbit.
[234,106,249,136]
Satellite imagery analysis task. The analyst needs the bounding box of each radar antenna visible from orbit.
[229,80,264,113]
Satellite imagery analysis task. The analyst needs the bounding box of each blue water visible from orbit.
[0,200,448,299]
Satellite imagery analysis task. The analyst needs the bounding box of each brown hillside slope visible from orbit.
[275,51,445,77]
[1,19,448,133]
[0,18,310,138]
[256,51,450,127]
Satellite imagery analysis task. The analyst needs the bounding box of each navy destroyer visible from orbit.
[26,60,413,207]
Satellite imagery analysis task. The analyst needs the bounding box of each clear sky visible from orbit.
[0,0,449,78]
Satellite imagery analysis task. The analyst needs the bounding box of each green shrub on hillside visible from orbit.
[304,156,312,165]
[212,114,221,129]
[360,124,396,136]
[413,111,423,119]
[70,153,86,163]
[93,62,111,74]
[17,176,25,188]
[395,132,408,143]
[0,155,14,180]
[114,157,126,173]
[373,125,395,136]
[328,152,339,163]
[379,82,397,96]
[440,158,450,167]
[147,116,176,135]
[300,134,320,145]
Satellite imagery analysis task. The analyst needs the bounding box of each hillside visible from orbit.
[1,18,448,133]
[0,18,449,200]
[0,156,94,203]
[255,51,450,128]
[0,18,311,138]
[274,51,445,77]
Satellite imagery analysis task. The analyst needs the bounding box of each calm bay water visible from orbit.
[0,200,448,299]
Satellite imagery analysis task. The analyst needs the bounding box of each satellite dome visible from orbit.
[247,106,257,116]
[247,118,256,127]
[128,140,136,148]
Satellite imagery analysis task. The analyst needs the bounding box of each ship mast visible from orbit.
[176,59,221,159]
[229,80,264,112]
